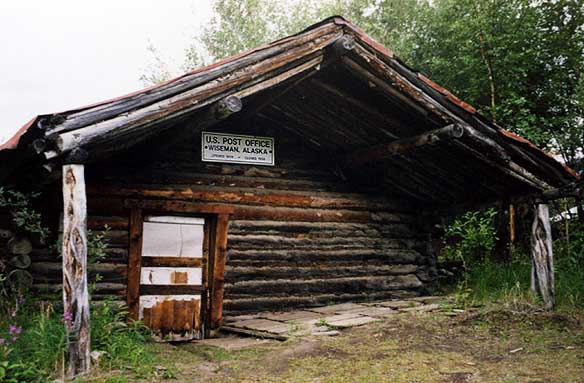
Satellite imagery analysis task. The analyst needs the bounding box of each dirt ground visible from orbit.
[93,308,584,383]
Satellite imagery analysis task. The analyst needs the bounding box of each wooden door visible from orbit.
[137,215,208,341]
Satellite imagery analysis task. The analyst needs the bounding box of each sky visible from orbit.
[0,0,213,144]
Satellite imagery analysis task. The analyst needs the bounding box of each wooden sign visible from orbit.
[202,132,275,166]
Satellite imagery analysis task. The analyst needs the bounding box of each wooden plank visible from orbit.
[308,303,366,314]
[126,208,143,319]
[139,284,205,295]
[326,316,378,328]
[229,318,291,334]
[259,310,325,322]
[61,164,90,378]
[141,256,202,268]
[221,325,289,340]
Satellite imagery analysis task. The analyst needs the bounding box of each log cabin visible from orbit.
[0,16,578,373]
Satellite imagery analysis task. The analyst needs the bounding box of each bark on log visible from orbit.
[62,164,91,378]
[530,203,555,310]
[225,264,418,281]
[224,274,422,295]
[226,248,424,265]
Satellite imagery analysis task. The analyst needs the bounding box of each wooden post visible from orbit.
[530,202,555,310]
[62,164,91,378]
[126,208,143,319]
[210,213,230,332]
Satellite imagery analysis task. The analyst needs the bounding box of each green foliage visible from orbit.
[90,299,156,377]
[0,300,64,383]
[87,226,110,265]
[443,213,584,311]
[553,219,584,307]
[442,208,498,265]
[0,187,50,243]
[0,187,158,381]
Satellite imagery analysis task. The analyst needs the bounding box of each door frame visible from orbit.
[124,199,233,336]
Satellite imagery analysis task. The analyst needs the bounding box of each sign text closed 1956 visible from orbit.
[201,132,275,166]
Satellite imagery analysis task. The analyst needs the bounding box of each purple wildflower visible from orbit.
[11,336,18,342]
[10,310,16,318]
[62,310,73,324]
[9,325,22,335]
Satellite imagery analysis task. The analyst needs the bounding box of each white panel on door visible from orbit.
[142,221,204,258]
[140,267,202,285]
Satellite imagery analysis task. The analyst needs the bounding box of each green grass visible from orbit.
[448,256,584,312]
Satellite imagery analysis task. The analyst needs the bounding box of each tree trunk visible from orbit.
[62,164,91,378]
[530,203,555,310]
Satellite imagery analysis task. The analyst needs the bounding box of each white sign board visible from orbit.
[201,132,275,166]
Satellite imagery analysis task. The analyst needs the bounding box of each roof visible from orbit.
[0,16,578,206]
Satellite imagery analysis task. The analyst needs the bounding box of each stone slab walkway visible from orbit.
[222,295,454,339]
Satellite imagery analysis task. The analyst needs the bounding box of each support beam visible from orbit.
[530,202,555,310]
[210,213,230,332]
[61,164,90,378]
[347,124,464,166]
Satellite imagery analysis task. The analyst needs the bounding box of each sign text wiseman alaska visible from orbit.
[201,132,275,166]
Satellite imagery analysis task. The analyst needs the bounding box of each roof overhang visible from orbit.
[0,16,578,207]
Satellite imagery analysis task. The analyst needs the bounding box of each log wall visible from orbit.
[22,128,437,315]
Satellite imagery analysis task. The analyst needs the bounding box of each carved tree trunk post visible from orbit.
[62,164,91,378]
[530,202,555,310]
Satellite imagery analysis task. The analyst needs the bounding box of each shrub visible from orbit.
[442,208,498,266]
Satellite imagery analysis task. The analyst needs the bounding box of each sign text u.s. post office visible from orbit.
[201,132,275,166]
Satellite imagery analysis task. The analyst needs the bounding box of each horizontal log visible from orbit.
[99,230,129,247]
[227,234,421,250]
[223,290,421,314]
[228,220,417,236]
[124,199,234,215]
[30,262,126,275]
[224,264,418,281]
[92,169,346,192]
[88,184,407,211]
[226,248,425,264]
[29,248,127,263]
[224,274,422,295]
[348,124,464,166]
[51,31,340,156]
[232,205,406,223]
[47,23,341,135]
[33,282,126,294]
